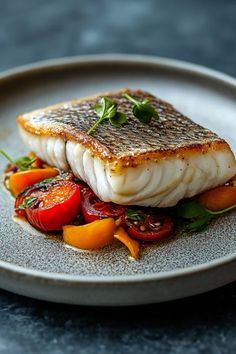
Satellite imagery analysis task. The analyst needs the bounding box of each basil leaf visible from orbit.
[177,201,208,219]
[186,215,212,232]
[176,200,214,233]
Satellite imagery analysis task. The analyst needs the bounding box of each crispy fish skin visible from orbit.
[17,89,236,207]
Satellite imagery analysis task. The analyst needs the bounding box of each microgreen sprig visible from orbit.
[36,172,72,188]
[177,200,236,232]
[125,209,145,221]
[123,93,159,124]
[0,149,37,171]
[18,196,38,209]
[87,97,127,135]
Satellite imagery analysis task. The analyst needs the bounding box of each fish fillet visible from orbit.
[16,89,236,207]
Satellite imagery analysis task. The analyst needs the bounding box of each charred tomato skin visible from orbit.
[15,180,81,231]
[81,187,126,223]
[126,211,174,242]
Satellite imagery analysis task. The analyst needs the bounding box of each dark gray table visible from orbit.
[1,0,236,353]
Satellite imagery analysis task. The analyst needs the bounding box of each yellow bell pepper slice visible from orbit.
[114,226,140,260]
[63,218,116,250]
[9,168,59,197]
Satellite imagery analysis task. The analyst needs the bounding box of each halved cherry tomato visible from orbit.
[76,180,90,192]
[126,209,174,242]
[15,180,81,231]
[81,188,126,223]
[114,227,140,259]
[198,186,236,211]
[63,218,116,250]
[9,168,58,196]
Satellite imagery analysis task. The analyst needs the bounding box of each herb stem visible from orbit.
[123,93,138,104]
[24,157,37,167]
[0,149,15,164]
[206,204,236,215]
[87,117,104,135]
[87,97,127,135]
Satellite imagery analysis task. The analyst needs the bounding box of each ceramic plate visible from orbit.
[0,55,236,306]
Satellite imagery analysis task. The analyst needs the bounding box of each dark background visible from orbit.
[1,0,236,353]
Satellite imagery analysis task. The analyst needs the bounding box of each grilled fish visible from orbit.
[17,89,236,207]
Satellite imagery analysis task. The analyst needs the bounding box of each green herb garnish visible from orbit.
[177,200,236,232]
[18,196,38,209]
[0,149,37,171]
[206,204,236,215]
[36,172,71,188]
[87,97,127,135]
[123,93,159,124]
[177,201,207,220]
[125,209,145,221]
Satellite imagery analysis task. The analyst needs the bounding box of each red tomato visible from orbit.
[76,180,90,192]
[15,180,81,231]
[126,209,174,242]
[81,188,126,223]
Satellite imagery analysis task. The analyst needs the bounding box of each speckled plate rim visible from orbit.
[0,250,236,283]
[0,54,236,285]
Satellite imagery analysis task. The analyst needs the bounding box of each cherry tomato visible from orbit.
[81,187,126,223]
[15,180,81,231]
[125,209,174,242]
[76,180,90,192]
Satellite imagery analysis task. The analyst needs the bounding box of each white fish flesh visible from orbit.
[17,89,236,207]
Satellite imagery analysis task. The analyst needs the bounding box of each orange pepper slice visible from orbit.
[9,168,58,196]
[63,218,116,250]
[114,226,140,260]
[198,186,236,211]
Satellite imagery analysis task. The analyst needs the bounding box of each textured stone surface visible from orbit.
[1,285,236,354]
[0,0,236,353]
